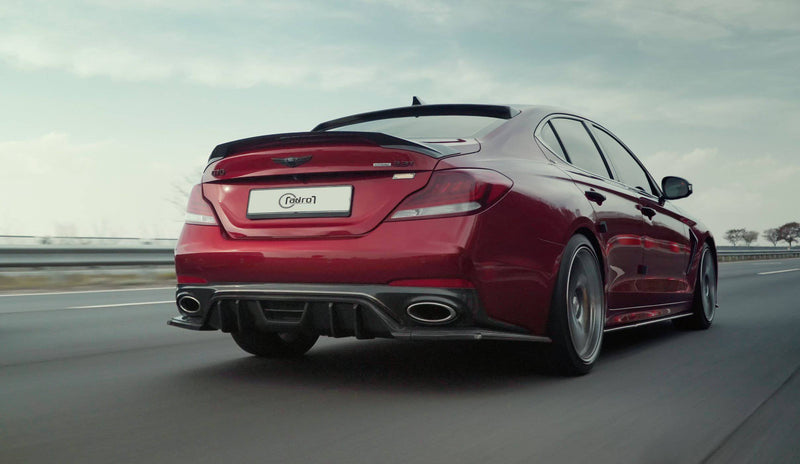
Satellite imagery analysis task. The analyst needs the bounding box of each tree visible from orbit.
[742,230,759,246]
[724,228,746,246]
[777,222,800,249]
[764,228,781,247]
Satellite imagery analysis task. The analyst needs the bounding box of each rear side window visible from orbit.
[538,122,567,160]
[591,127,655,194]
[328,115,506,140]
[550,118,610,178]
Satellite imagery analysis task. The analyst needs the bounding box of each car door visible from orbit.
[543,117,647,310]
[638,197,693,302]
[589,125,693,306]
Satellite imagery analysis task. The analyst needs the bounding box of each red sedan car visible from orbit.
[170,102,717,375]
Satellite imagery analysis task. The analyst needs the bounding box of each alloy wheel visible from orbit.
[565,246,604,363]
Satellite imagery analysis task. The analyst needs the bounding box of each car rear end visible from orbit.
[169,105,549,343]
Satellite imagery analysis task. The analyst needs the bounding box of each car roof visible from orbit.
[313,104,523,132]
[314,103,584,130]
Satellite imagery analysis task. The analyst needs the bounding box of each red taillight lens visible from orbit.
[185,184,218,226]
[388,169,512,221]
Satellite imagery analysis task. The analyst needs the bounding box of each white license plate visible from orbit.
[247,186,353,219]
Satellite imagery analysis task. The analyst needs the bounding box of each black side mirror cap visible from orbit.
[661,176,692,201]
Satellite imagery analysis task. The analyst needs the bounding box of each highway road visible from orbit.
[1,259,799,463]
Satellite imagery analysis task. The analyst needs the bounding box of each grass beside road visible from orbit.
[0,267,176,291]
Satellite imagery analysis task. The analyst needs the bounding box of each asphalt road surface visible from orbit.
[2,259,799,463]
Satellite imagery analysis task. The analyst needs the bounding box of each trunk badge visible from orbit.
[373,161,414,167]
[273,155,312,168]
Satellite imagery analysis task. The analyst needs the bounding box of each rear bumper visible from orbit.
[169,283,550,343]
[175,218,476,285]
[175,201,565,337]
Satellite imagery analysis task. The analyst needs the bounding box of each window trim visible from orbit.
[539,120,570,163]
[589,124,662,199]
[535,115,614,180]
[534,113,663,199]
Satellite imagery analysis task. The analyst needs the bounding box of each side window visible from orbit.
[538,122,567,160]
[592,127,655,194]
[550,118,610,178]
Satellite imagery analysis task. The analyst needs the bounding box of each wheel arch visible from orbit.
[573,227,607,290]
[705,234,717,258]
[703,234,719,283]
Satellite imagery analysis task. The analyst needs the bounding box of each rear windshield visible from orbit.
[327,115,506,140]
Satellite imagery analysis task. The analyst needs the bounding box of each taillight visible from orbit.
[184,184,218,226]
[388,169,512,221]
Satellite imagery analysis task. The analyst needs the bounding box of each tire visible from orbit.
[546,234,605,376]
[674,244,716,330]
[231,330,319,358]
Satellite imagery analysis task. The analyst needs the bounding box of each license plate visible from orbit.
[247,186,353,219]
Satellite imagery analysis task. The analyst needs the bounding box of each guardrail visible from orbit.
[0,246,797,268]
[0,247,175,268]
[0,234,177,247]
[717,249,800,262]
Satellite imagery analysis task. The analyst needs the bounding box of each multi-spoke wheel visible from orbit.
[231,330,319,358]
[547,234,605,376]
[674,244,716,330]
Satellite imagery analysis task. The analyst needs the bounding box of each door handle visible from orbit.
[585,190,606,205]
[641,206,656,219]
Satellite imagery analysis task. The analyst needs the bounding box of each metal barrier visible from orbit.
[717,249,800,262]
[0,247,175,268]
[0,245,796,268]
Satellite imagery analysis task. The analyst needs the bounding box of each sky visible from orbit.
[1,0,798,242]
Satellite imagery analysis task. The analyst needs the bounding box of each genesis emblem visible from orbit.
[273,155,312,168]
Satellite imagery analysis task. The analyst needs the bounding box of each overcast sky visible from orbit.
[1,0,798,241]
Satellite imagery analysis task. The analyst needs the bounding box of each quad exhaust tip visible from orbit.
[406,302,457,325]
[177,295,201,314]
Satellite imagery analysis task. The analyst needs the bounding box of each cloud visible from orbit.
[0,0,795,131]
[358,0,453,17]
[640,147,800,240]
[570,0,800,40]
[0,0,380,88]
[0,29,382,88]
[0,133,191,237]
[0,0,796,239]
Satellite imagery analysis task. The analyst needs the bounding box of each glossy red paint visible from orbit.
[388,279,474,288]
[176,275,208,284]
[174,104,713,338]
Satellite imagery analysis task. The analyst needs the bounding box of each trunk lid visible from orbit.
[201,132,478,239]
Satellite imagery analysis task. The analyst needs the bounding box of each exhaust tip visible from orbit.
[177,295,201,314]
[406,302,457,325]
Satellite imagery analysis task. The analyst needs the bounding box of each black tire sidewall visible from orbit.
[231,330,318,358]
[693,245,715,328]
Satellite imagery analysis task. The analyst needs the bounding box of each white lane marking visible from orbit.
[757,268,800,276]
[68,300,174,309]
[0,287,174,298]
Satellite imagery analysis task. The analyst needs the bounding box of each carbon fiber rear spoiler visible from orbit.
[209,131,460,161]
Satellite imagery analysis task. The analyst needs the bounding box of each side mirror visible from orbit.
[661,176,692,200]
